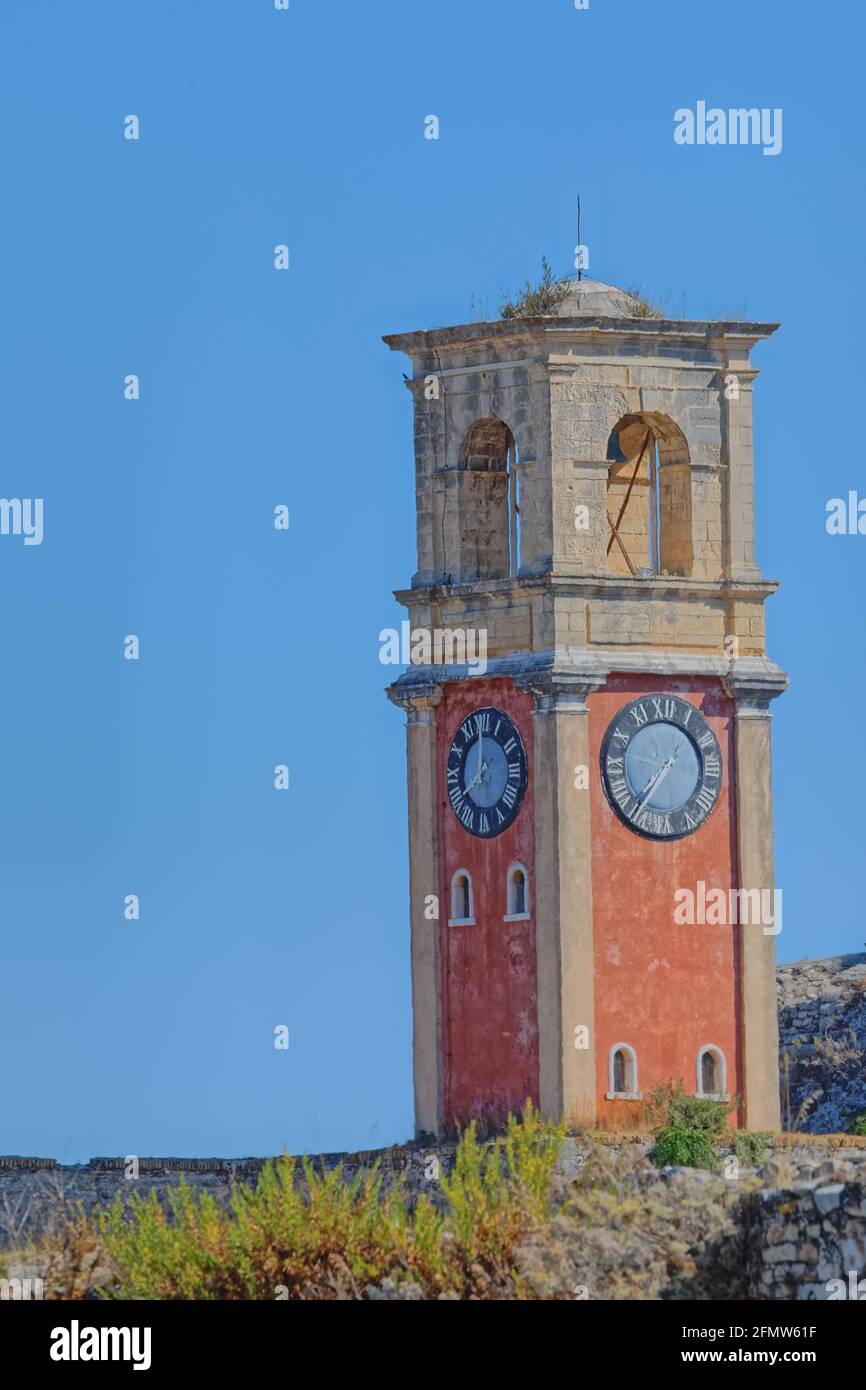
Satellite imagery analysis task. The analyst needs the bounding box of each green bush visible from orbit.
[648,1087,769,1171]
[845,1112,866,1137]
[651,1122,720,1170]
[649,1085,730,1170]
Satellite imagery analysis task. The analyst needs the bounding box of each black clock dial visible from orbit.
[446,707,528,839]
[600,695,722,840]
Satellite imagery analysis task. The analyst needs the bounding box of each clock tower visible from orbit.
[384,278,786,1137]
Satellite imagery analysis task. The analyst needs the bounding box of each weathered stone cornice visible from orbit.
[395,573,780,607]
[383,317,780,360]
[386,648,788,696]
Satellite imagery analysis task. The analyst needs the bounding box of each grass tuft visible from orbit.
[499,257,569,319]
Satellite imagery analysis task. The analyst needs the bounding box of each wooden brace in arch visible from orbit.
[605,427,653,574]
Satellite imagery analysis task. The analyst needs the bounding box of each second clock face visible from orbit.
[447,707,528,838]
[601,695,722,840]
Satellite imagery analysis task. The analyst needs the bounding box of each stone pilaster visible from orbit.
[388,681,444,1136]
[719,366,762,582]
[724,660,788,1131]
[516,667,607,1125]
[557,458,610,576]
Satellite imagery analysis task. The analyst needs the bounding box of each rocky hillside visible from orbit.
[5,1134,865,1300]
[778,952,866,1133]
[505,1138,866,1301]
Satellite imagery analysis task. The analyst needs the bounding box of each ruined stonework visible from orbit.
[777,952,866,1134]
[746,1165,866,1300]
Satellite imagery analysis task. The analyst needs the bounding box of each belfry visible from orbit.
[384,277,786,1136]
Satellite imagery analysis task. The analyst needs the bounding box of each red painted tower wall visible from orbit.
[589,675,742,1126]
[436,673,741,1129]
[436,680,539,1128]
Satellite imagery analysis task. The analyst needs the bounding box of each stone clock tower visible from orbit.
[384,278,786,1137]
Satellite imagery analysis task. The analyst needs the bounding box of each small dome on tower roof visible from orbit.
[550,277,648,318]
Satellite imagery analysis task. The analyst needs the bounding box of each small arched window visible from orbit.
[505,863,530,920]
[449,869,475,926]
[607,1043,639,1099]
[696,1046,727,1099]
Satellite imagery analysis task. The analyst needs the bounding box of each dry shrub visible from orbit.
[32,1104,567,1301]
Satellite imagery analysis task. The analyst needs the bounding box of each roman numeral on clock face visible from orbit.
[695,785,715,815]
[632,807,674,836]
[651,697,678,720]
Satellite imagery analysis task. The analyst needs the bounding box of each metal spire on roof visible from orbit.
[576,195,583,281]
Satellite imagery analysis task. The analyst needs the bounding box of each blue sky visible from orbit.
[0,0,862,1161]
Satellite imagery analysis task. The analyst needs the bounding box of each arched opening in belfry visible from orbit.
[605,413,693,578]
[457,416,520,579]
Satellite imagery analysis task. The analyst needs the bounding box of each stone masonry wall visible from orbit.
[777,951,866,1133]
[745,1148,866,1300]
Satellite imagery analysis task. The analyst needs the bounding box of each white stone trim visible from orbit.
[695,1044,728,1100]
[448,868,475,927]
[504,862,531,921]
[607,1042,640,1100]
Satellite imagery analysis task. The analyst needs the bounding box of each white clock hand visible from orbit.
[634,738,684,808]
[465,760,488,792]
[635,763,664,801]
[636,751,682,814]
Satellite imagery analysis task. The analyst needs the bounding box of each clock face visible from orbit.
[447,707,528,838]
[600,695,722,840]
